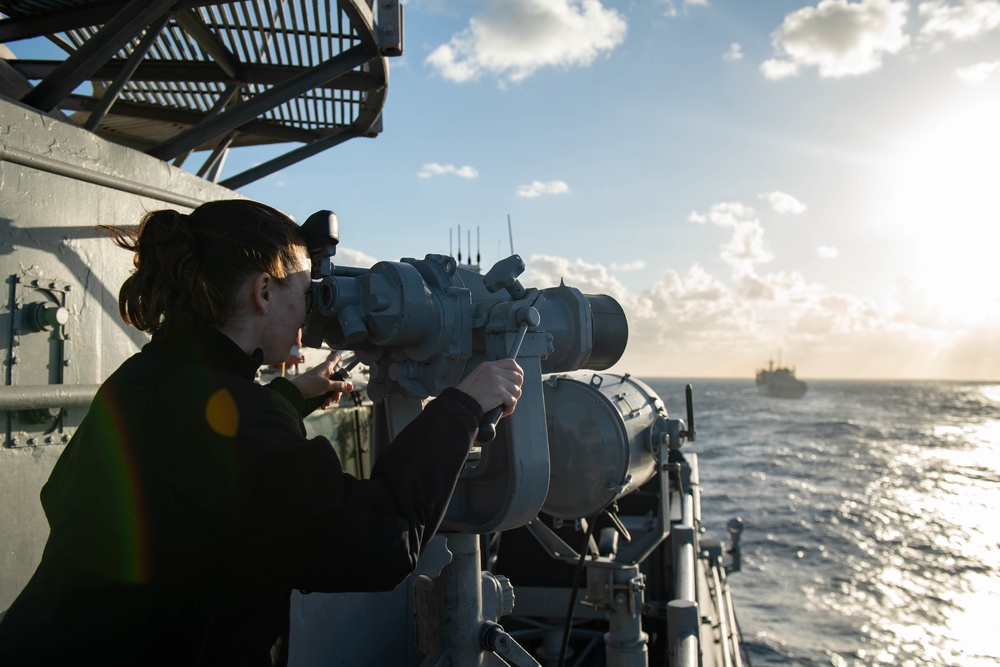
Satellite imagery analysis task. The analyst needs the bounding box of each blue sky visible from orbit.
[227,0,1000,380]
[16,0,999,379]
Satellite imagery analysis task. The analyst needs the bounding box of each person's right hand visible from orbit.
[291,352,354,410]
[456,359,524,417]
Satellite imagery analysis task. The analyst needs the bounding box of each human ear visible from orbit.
[250,272,271,315]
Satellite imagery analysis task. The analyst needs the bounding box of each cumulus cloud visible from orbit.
[688,201,755,227]
[506,196,1000,378]
[525,254,630,298]
[724,42,744,61]
[955,59,1000,84]
[761,0,910,79]
[817,245,840,258]
[790,292,882,337]
[425,0,627,84]
[760,191,807,214]
[523,255,760,371]
[417,163,480,179]
[690,202,774,283]
[721,220,774,276]
[918,0,1000,42]
[517,180,571,197]
[332,246,378,268]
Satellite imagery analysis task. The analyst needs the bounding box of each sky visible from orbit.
[19,0,1000,380]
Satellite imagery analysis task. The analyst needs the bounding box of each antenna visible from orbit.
[449,228,453,258]
[457,224,462,263]
[477,226,481,265]
[507,214,514,254]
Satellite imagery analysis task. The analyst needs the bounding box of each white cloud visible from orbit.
[761,0,910,79]
[688,201,755,227]
[658,0,710,18]
[417,162,480,179]
[724,42,744,61]
[425,0,627,84]
[760,191,807,214]
[517,180,571,197]
[918,0,1000,42]
[817,245,840,258]
[955,59,1000,85]
[333,246,379,268]
[790,292,881,336]
[721,219,774,274]
[525,255,629,297]
[610,260,647,271]
[690,202,773,281]
[760,58,801,79]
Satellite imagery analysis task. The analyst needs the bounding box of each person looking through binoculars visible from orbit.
[0,199,524,666]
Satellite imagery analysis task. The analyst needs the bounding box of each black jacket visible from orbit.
[0,325,483,666]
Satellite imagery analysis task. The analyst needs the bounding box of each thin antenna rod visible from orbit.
[458,224,462,263]
[449,228,453,257]
[507,214,514,254]
[476,226,481,264]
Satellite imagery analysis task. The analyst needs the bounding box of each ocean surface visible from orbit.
[642,378,1000,667]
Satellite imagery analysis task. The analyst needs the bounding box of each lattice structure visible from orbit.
[0,0,402,186]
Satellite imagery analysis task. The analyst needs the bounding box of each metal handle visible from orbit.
[476,307,539,443]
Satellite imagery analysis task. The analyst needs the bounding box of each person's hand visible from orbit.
[456,358,524,417]
[290,352,354,410]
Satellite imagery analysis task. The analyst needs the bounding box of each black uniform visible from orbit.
[0,325,482,666]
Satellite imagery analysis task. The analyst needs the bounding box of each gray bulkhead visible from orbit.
[0,96,241,610]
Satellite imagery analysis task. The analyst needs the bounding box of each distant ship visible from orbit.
[756,360,808,398]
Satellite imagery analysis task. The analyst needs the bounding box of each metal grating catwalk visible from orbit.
[0,0,402,186]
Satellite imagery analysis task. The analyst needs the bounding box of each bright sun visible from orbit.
[879,91,1000,324]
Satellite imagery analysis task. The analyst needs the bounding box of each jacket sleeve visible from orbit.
[241,387,482,593]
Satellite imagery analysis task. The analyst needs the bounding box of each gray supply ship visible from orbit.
[0,2,747,665]
[755,360,808,399]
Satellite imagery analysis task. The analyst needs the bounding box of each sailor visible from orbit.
[0,199,523,666]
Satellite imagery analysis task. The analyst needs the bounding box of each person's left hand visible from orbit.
[290,352,354,410]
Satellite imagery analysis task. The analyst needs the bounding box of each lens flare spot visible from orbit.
[206,389,239,437]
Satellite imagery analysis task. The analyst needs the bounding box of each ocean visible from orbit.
[642,378,1000,667]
